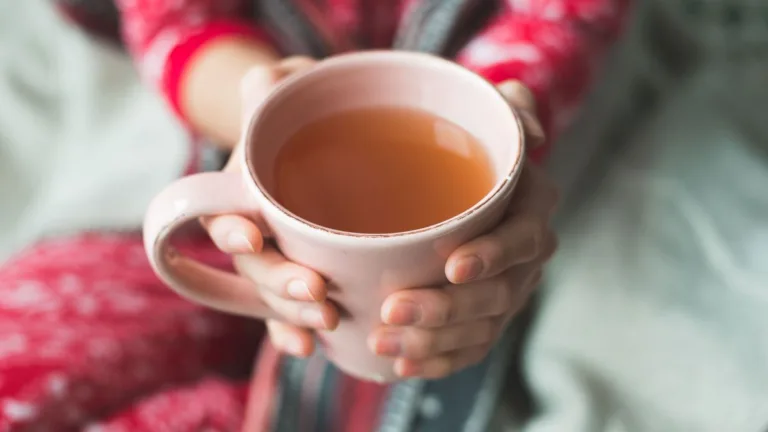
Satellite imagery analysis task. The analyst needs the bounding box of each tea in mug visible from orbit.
[273,107,495,234]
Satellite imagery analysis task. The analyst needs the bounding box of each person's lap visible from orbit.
[521,70,768,431]
[0,233,259,430]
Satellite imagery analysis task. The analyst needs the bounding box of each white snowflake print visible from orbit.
[2,399,37,423]
[0,334,27,360]
[141,29,183,86]
[463,38,543,68]
[0,281,58,312]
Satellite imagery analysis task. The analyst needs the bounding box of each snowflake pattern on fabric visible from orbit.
[0,233,261,431]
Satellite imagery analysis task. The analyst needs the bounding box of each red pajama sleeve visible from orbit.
[114,0,275,124]
[456,0,632,163]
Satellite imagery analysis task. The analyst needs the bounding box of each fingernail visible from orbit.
[300,308,328,329]
[374,332,402,356]
[386,300,421,325]
[287,279,314,301]
[227,232,254,252]
[453,256,483,282]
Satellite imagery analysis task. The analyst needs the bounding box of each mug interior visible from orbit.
[245,52,523,233]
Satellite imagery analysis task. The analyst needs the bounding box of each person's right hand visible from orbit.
[202,57,340,358]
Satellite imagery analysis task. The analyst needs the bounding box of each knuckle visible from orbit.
[498,218,540,263]
[508,216,543,245]
[231,255,255,279]
[476,319,497,344]
[410,329,438,358]
[495,278,516,314]
[464,286,499,320]
[478,237,506,271]
[434,288,458,325]
[513,220,544,260]
[473,344,493,363]
[414,331,439,358]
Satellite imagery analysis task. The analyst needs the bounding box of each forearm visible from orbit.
[102,0,281,149]
[181,39,279,148]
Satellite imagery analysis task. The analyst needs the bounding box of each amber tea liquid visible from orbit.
[273,107,495,234]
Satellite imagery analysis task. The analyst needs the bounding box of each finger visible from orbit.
[240,57,315,105]
[394,344,493,379]
[240,66,281,127]
[258,286,339,330]
[239,56,316,117]
[507,162,560,217]
[497,80,545,148]
[368,318,497,359]
[446,166,558,283]
[233,247,327,302]
[497,80,536,112]
[381,275,515,327]
[277,56,317,74]
[497,252,551,327]
[239,57,317,140]
[266,319,316,358]
[202,214,264,254]
[445,216,542,283]
[446,218,557,283]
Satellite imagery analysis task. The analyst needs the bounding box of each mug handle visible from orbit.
[143,171,279,320]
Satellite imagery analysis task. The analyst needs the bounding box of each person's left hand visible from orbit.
[367,80,560,379]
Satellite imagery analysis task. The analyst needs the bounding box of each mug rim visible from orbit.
[244,50,525,243]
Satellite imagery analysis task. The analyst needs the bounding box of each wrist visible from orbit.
[165,21,280,147]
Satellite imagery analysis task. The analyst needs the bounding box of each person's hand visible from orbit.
[203,57,342,357]
[205,71,559,376]
[367,80,559,379]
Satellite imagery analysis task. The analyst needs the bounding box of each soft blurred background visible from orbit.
[1,0,767,431]
[516,1,768,430]
[0,0,189,260]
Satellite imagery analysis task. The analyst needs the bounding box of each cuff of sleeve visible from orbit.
[163,21,275,124]
[473,64,553,165]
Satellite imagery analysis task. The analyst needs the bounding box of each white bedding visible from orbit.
[523,67,768,431]
[520,0,768,419]
[0,0,190,261]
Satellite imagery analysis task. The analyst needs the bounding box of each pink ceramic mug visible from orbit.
[143,51,524,382]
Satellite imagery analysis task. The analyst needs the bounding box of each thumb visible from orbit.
[276,56,317,75]
[497,80,545,148]
[240,66,281,128]
[239,56,317,132]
